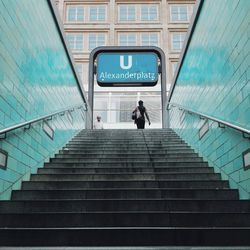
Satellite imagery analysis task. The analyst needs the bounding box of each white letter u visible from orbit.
[120,55,132,70]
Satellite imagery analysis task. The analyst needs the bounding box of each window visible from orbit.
[170,5,188,22]
[141,5,158,21]
[119,33,136,46]
[89,33,105,51]
[139,93,161,123]
[89,6,106,21]
[172,62,178,77]
[94,95,108,122]
[75,63,83,80]
[172,33,186,50]
[141,33,158,46]
[67,6,84,22]
[119,5,136,21]
[120,100,136,122]
[118,33,160,46]
[66,34,83,50]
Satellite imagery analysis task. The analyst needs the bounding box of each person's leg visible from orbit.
[136,121,140,129]
[137,119,144,129]
[141,120,145,129]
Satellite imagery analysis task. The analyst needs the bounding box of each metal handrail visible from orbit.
[0,104,86,137]
[94,109,162,111]
[168,103,250,136]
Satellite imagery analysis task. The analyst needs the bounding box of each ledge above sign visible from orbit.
[97,52,159,87]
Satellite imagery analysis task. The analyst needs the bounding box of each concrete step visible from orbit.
[21,180,229,190]
[38,166,214,174]
[30,173,221,181]
[0,247,248,250]
[1,127,244,247]
[54,153,199,159]
[1,212,250,227]
[1,199,250,213]
[77,129,174,132]
[11,188,239,200]
[59,148,195,154]
[63,146,192,151]
[71,136,182,140]
[50,158,205,163]
[44,162,209,168]
[66,141,186,146]
[77,133,177,137]
[70,139,184,143]
[67,139,186,142]
[1,228,250,246]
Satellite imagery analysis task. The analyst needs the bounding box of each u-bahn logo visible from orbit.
[120,55,132,70]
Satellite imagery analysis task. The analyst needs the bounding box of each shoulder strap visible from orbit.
[138,106,145,119]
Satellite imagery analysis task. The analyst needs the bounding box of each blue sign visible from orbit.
[97,52,158,86]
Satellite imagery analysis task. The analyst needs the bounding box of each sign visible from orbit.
[97,52,158,86]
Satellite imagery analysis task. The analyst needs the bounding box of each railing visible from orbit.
[93,109,162,122]
[168,103,250,138]
[0,104,86,139]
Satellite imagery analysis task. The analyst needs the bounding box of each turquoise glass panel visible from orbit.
[169,0,250,198]
[0,0,87,199]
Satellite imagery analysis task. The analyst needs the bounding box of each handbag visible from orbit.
[132,107,142,120]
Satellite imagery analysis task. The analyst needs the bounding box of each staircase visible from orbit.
[0,129,250,247]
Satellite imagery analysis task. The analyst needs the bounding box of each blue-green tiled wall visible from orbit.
[0,0,86,199]
[169,0,250,198]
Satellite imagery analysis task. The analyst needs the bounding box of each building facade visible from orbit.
[55,0,195,128]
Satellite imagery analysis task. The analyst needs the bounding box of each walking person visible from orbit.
[132,100,151,129]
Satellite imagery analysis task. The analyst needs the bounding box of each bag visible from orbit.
[136,108,142,119]
[132,107,141,120]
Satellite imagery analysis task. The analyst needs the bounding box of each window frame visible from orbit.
[88,33,106,51]
[171,32,186,51]
[140,33,159,46]
[171,62,178,77]
[66,5,84,22]
[75,63,84,81]
[118,33,137,46]
[140,4,158,22]
[66,33,84,51]
[170,5,189,23]
[118,5,136,22]
[89,5,106,22]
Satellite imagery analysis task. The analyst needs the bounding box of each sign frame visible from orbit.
[88,46,168,129]
[96,52,159,87]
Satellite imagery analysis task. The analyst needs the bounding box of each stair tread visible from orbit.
[33,173,217,175]
[2,226,250,229]
[1,128,243,246]
[14,188,234,190]
[2,211,250,214]
[24,179,223,182]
